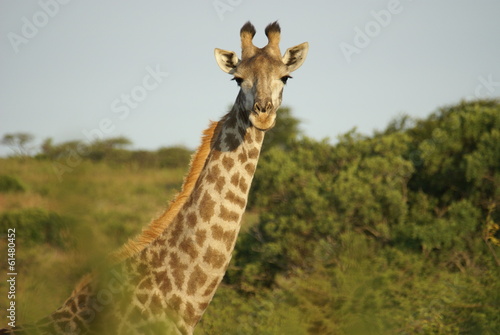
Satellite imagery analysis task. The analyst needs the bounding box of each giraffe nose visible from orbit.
[253,100,273,114]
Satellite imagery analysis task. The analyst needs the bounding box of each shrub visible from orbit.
[0,175,26,193]
[157,146,192,169]
[0,208,75,248]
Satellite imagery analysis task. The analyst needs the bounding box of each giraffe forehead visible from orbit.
[236,52,287,79]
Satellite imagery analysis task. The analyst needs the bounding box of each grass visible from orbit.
[0,157,187,323]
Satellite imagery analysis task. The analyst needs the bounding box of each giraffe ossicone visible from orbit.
[0,21,308,335]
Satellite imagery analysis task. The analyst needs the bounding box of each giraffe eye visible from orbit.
[232,77,244,86]
[280,75,292,84]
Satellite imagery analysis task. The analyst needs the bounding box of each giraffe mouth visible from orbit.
[253,120,276,132]
[249,110,276,131]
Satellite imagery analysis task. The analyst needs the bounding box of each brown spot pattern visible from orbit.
[137,263,149,277]
[224,230,237,251]
[210,224,224,240]
[203,246,227,269]
[203,278,220,297]
[56,320,71,332]
[168,220,184,247]
[152,237,166,248]
[255,130,264,143]
[215,175,226,193]
[140,248,148,262]
[206,165,221,184]
[245,162,256,175]
[169,252,188,289]
[150,293,162,316]
[238,150,248,163]
[211,150,222,161]
[230,172,249,193]
[186,212,197,228]
[136,293,148,305]
[195,229,207,247]
[244,129,254,144]
[168,294,182,311]
[153,270,171,295]
[220,205,240,222]
[230,172,240,187]
[211,225,238,251]
[69,300,77,314]
[222,156,235,171]
[151,249,167,268]
[177,213,184,226]
[187,265,208,296]
[179,237,198,260]
[225,190,246,209]
[191,186,203,206]
[185,302,197,325]
[248,147,259,159]
[238,177,249,193]
[199,192,216,222]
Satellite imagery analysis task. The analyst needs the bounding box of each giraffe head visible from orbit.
[214,21,308,131]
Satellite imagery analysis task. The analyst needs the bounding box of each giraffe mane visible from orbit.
[108,120,220,263]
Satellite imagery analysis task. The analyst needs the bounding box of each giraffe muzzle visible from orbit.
[253,100,273,114]
[250,100,276,131]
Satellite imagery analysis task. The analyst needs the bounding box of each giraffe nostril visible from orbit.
[265,101,273,113]
[254,101,273,114]
[253,102,262,113]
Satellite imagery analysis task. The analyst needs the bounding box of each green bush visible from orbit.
[0,174,26,193]
[0,208,75,248]
[216,100,500,334]
[157,146,192,169]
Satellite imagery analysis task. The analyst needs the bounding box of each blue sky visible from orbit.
[1,0,499,156]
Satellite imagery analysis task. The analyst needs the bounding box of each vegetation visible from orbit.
[1,133,35,157]
[1,101,499,334]
[0,175,26,193]
[39,136,192,171]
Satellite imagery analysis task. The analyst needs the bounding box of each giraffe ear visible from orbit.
[214,48,240,74]
[282,42,309,73]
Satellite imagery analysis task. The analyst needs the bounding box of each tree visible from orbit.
[399,99,500,259]
[232,99,499,285]
[1,132,35,157]
[156,146,192,169]
[234,129,414,289]
[87,137,132,161]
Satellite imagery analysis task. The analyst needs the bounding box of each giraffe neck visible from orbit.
[0,94,266,335]
[117,94,266,334]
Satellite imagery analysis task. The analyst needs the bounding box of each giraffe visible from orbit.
[1,21,308,334]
